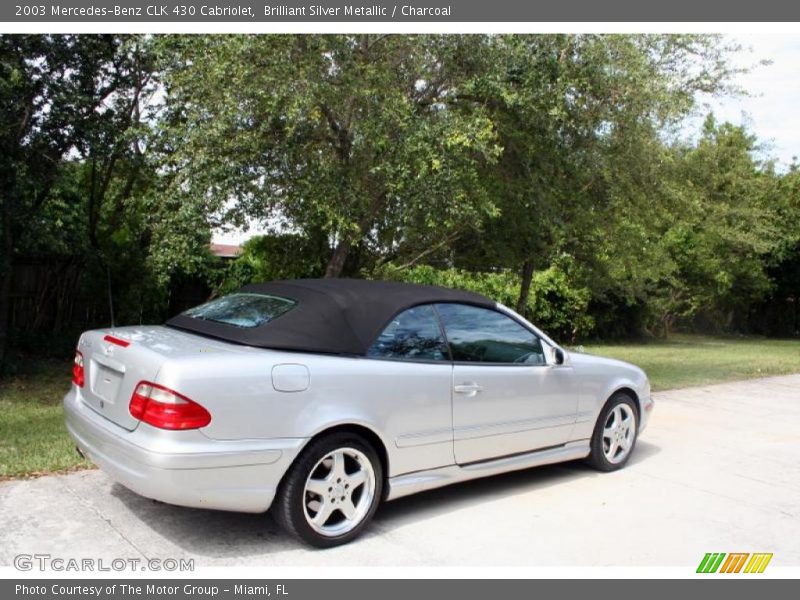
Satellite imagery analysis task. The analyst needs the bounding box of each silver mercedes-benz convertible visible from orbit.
[64,278,653,547]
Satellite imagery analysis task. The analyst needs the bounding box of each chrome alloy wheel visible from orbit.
[602,404,636,464]
[302,447,376,537]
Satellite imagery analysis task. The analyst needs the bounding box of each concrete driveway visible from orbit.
[1,375,799,567]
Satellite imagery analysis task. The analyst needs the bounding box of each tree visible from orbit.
[649,117,781,333]
[452,35,741,317]
[157,35,501,278]
[0,35,207,365]
[0,35,122,364]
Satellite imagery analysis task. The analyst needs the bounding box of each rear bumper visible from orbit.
[64,388,305,513]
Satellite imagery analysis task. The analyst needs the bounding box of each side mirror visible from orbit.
[552,347,565,365]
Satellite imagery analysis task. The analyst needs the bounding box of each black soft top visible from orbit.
[166,278,496,355]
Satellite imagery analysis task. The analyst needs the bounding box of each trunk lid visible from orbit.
[76,325,242,431]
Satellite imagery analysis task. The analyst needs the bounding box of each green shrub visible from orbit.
[216,234,328,294]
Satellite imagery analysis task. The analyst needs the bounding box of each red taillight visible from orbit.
[129,382,211,430]
[103,334,130,348]
[72,351,85,388]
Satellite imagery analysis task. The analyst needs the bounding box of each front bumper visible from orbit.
[639,393,655,433]
[64,388,305,513]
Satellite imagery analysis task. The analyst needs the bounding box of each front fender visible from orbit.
[568,352,651,439]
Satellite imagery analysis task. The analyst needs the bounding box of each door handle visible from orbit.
[454,382,483,394]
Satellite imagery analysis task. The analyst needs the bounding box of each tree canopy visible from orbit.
[2,33,799,366]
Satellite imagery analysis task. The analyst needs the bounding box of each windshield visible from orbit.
[182,293,296,328]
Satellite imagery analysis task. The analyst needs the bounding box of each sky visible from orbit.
[699,34,800,168]
[213,33,800,245]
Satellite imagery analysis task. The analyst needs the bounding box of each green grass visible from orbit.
[582,334,800,391]
[2,334,800,479]
[0,358,91,479]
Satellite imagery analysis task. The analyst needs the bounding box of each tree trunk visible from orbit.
[516,259,535,315]
[324,237,354,278]
[0,197,13,368]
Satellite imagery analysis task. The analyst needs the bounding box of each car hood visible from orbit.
[567,350,647,378]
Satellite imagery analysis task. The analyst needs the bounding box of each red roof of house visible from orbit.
[210,243,243,258]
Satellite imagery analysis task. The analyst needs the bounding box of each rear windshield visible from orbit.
[182,293,296,328]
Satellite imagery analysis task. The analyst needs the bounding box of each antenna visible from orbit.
[106,264,116,328]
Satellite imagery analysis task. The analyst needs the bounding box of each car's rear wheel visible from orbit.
[273,432,383,548]
[586,393,638,471]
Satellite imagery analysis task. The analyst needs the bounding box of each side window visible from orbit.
[436,303,545,365]
[367,305,449,361]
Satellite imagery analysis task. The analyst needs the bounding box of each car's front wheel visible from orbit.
[273,432,383,548]
[586,393,638,471]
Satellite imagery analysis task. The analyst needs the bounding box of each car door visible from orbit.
[364,304,456,474]
[436,303,579,465]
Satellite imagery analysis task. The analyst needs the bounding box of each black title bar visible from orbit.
[4,0,800,22]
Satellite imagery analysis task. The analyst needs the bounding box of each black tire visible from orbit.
[273,432,384,548]
[585,392,639,472]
